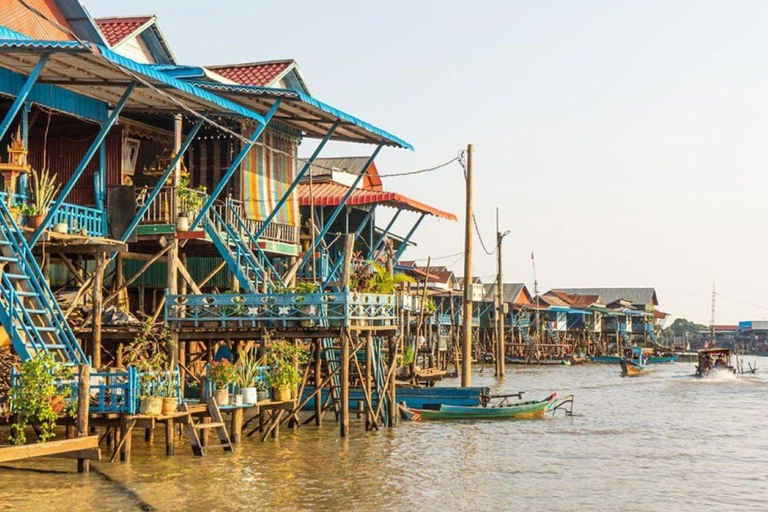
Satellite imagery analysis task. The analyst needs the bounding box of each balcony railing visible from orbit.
[0,191,106,237]
[165,291,396,328]
[50,202,107,237]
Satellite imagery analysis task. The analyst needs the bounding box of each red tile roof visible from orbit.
[96,16,152,46]
[207,60,294,86]
[297,182,457,220]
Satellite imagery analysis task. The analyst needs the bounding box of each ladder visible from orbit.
[204,206,264,293]
[0,200,86,365]
[183,398,233,457]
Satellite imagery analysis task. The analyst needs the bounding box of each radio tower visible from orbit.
[709,281,716,347]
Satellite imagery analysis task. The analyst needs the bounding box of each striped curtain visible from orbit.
[243,131,299,226]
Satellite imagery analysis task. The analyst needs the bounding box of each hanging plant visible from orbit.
[9,353,74,445]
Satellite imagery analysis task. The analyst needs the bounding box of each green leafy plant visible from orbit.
[30,167,60,217]
[208,359,237,389]
[294,281,318,294]
[235,348,264,389]
[350,262,414,294]
[123,320,174,396]
[177,174,207,216]
[265,339,308,389]
[400,346,415,367]
[9,353,74,445]
[423,297,437,314]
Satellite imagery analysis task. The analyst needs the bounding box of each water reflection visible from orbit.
[1,357,766,511]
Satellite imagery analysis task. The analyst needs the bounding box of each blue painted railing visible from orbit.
[0,191,106,237]
[165,291,396,328]
[50,202,107,237]
[11,366,183,415]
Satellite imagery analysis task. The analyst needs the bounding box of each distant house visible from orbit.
[554,287,659,312]
[482,283,533,307]
[96,15,176,64]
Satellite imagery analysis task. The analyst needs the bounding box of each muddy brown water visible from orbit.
[1,357,766,512]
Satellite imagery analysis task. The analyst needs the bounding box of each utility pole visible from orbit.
[461,144,474,387]
[710,281,716,348]
[495,209,509,377]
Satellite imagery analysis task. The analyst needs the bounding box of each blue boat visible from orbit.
[300,386,490,411]
[590,353,678,364]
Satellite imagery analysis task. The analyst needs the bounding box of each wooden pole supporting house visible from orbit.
[314,338,323,426]
[388,335,397,427]
[92,252,105,369]
[115,253,127,311]
[76,364,90,473]
[365,332,373,430]
[339,234,354,437]
[179,253,188,396]
[461,144,474,387]
[167,238,179,367]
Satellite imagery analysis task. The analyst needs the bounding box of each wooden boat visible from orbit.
[300,386,490,411]
[398,393,558,421]
[695,348,736,377]
[591,352,678,364]
[620,347,651,376]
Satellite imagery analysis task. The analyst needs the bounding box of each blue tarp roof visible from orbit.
[190,81,412,149]
[550,306,592,315]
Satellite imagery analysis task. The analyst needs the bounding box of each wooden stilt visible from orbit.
[365,332,373,430]
[340,328,350,438]
[76,365,90,473]
[92,252,105,369]
[388,335,397,427]
[314,339,322,426]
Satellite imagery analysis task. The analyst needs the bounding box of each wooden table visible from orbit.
[243,400,296,442]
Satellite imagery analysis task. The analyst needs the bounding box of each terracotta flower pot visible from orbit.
[28,214,45,229]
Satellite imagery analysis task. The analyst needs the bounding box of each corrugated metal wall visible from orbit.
[49,257,231,289]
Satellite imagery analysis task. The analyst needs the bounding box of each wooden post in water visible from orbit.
[365,332,373,430]
[461,144,474,387]
[388,335,397,427]
[340,234,354,437]
[314,338,323,426]
[167,238,179,367]
[92,252,105,369]
[76,364,90,473]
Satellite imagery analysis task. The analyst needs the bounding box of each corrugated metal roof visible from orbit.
[190,81,412,149]
[297,181,456,220]
[554,288,659,307]
[482,283,527,304]
[0,25,265,120]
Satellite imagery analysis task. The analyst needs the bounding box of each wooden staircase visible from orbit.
[182,398,233,457]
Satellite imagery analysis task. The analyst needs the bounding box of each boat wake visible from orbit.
[699,369,738,382]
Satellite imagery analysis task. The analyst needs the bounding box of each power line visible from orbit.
[378,155,462,177]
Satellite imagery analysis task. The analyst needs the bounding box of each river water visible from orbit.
[1,357,766,512]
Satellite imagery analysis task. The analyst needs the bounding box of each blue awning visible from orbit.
[0,25,264,122]
[550,306,592,315]
[190,81,412,149]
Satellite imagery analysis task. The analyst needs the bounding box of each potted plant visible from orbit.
[236,348,262,404]
[256,379,269,403]
[176,175,206,232]
[294,281,318,327]
[265,339,307,402]
[9,352,74,445]
[124,321,174,416]
[157,371,179,415]
[28,168,60,229]
[208,359,236,406]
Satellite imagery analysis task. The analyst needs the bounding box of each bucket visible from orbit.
[161,397,177,415]
[241,387,257,404]
[213,388,229,406]
[140,396,163,416]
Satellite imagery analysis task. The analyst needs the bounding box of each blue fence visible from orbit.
[165,291,396,328]
[11,366,181,415]
[49,202,107,237]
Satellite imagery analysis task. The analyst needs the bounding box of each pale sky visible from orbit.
[92,0,768,325]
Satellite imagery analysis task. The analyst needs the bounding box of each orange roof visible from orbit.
[297,182,456,220]
[96,16,152,46]
[207,60,293,86]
